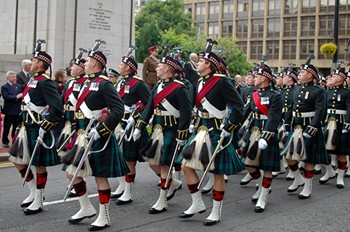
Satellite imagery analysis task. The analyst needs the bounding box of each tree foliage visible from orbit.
[135,23,161,62]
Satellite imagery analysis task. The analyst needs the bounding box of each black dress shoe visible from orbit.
[179,209,206,218]
[203,219,219,226]
[298,194,310,199]
[201,187,212,194]
[149,207,167,214]
[255,206,264,213]
[24,207,42,215]
[337,184,345,189]
[110,191,124,199]
[20,200,34,208]
[68,192,78,198]
[319,175,335,184]
[116,199,132,205]
[88,224,110,231]
[251,197,258,203]
[314,169,322,174]
[286,176,295,181]
[287,184,304,192]
[68,214,96,224]
[240,177,253,186]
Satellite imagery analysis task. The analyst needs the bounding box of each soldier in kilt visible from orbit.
[319,68,350,188]
[241,64,282,213]
[111,54,150,205]
[284,63,329,199]
[133,55,192,214]
[65,49,129,231]
[9,47,63,215]
[180,46,244,226]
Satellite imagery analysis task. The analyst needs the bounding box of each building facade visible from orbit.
[184,0,350,74]
[0,0,134,73]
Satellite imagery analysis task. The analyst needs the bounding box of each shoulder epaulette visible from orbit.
[174,79,184,85]
[198,77,203,82]
[67,77,75,82]
[99,75,109,80]
[213,74,226,78]
[43,74,50,79]
[132,76,143,81]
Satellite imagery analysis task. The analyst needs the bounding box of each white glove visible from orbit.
[189,124,195,133]
[125,117,135,131]
[89,128,101,141]
[133,128,141,141]
[220,129,231,138]
[302,132,312,138]
[258,138,268,150]
[342,129,348,134]
[284,131,289,137]
[38,128,46,139]
[176,138,187,146]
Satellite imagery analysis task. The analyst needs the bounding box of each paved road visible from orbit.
[0,161,349,232]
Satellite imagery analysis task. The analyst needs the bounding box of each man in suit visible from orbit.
[184,52,199,90]
[1,71,22,147]
[16,59,33,90]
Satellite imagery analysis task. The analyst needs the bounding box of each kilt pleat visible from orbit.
[121,126,148,162]
[89,132,130,177]
[325,119,350,155]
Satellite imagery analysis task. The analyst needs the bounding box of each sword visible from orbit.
[118,103,142,146]
[22,136,43,187]
[57,129,76,153]
[197,135,226,190]
[165,142,181,188]
[63,133,96,201]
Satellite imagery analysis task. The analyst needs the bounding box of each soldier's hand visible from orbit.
[125,117,135,131]
[220,129,231,138]
[133,128,141,141]
[302,132,312,138]
[176,138,186,147]
[189,124,196,133]
[89,128,101,141]
[342,129,348,134]
[258,138,268,150]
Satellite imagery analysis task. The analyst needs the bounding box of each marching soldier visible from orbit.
[319,67,350,188]
[107,68,120,86]
[112,52,150,205]
[63,43,129,231]
[284,61,329,199]
[180,40,244,226]
[241,64,282,212]
[142,45,159,90]
[133,54,192,214]
[9,41,63,214]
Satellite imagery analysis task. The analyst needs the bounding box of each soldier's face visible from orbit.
[156,63,168,79]
[245,75,254,85]
[118,62,128,75]
[197,58,208,75]
[84,57,94,75]
[298,70,311,83]
[70,64,84,76]
[254,74,265,87]
[30,58,40,72]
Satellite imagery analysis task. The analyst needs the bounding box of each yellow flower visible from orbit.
[320,42,337,58]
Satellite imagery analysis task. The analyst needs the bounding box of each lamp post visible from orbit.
[332,0,339,69]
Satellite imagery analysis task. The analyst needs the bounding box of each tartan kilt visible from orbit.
[159,129,178,166]
[121,126,148,162]
[89,132,130,177]
[291,117,329,164]
[64,110,75,123]
[324,118,350,155]
[243,120,280,171]
[27,126,60,167]
[182,118,245,175]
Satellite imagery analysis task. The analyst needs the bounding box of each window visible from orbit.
[267,40,279,59]
[339,0,350,11]
[195,22,205,35]
[283,40,296,60]
[268,0,281,16]
[184,4,192,14]
[236,20,248,39]
[222,21,233,37]
[237,0,249,17]
[284,17,297,37]
[209,1,219,20]
[301,16,315,37]
[339,13,350,36]
[195,3,205,21]
[222,0,233,19]
[302,0,316,13]
[320,0,335,12]
[300,40,315,59]
[208,22,219,38]
[267,18,280,37]
[285,0,298,14]
[337,38,348,60]
[251,41,263,60]
[319,15,334,37]
[237,41,247,54]
[252,0,264,17]
[252,19,264,38]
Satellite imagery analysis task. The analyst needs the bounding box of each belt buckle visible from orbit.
[75,111,84,119]
[254,113,259,119]
[330,109,336,114]
[156,109,162,116]
[202,112,209,119]
[64,105,70,111]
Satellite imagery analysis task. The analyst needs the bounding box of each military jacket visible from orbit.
[137,77,192,139]
[116,74,150,119]
[142,56,158,85]
[243,87,282,138]
[78,72,124,136]
[196,74,243,132]
[289,82,325,128]
[281,85,296,124]
[325,85,350,124]
[23,71,62,124]
[63,75,86,106]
